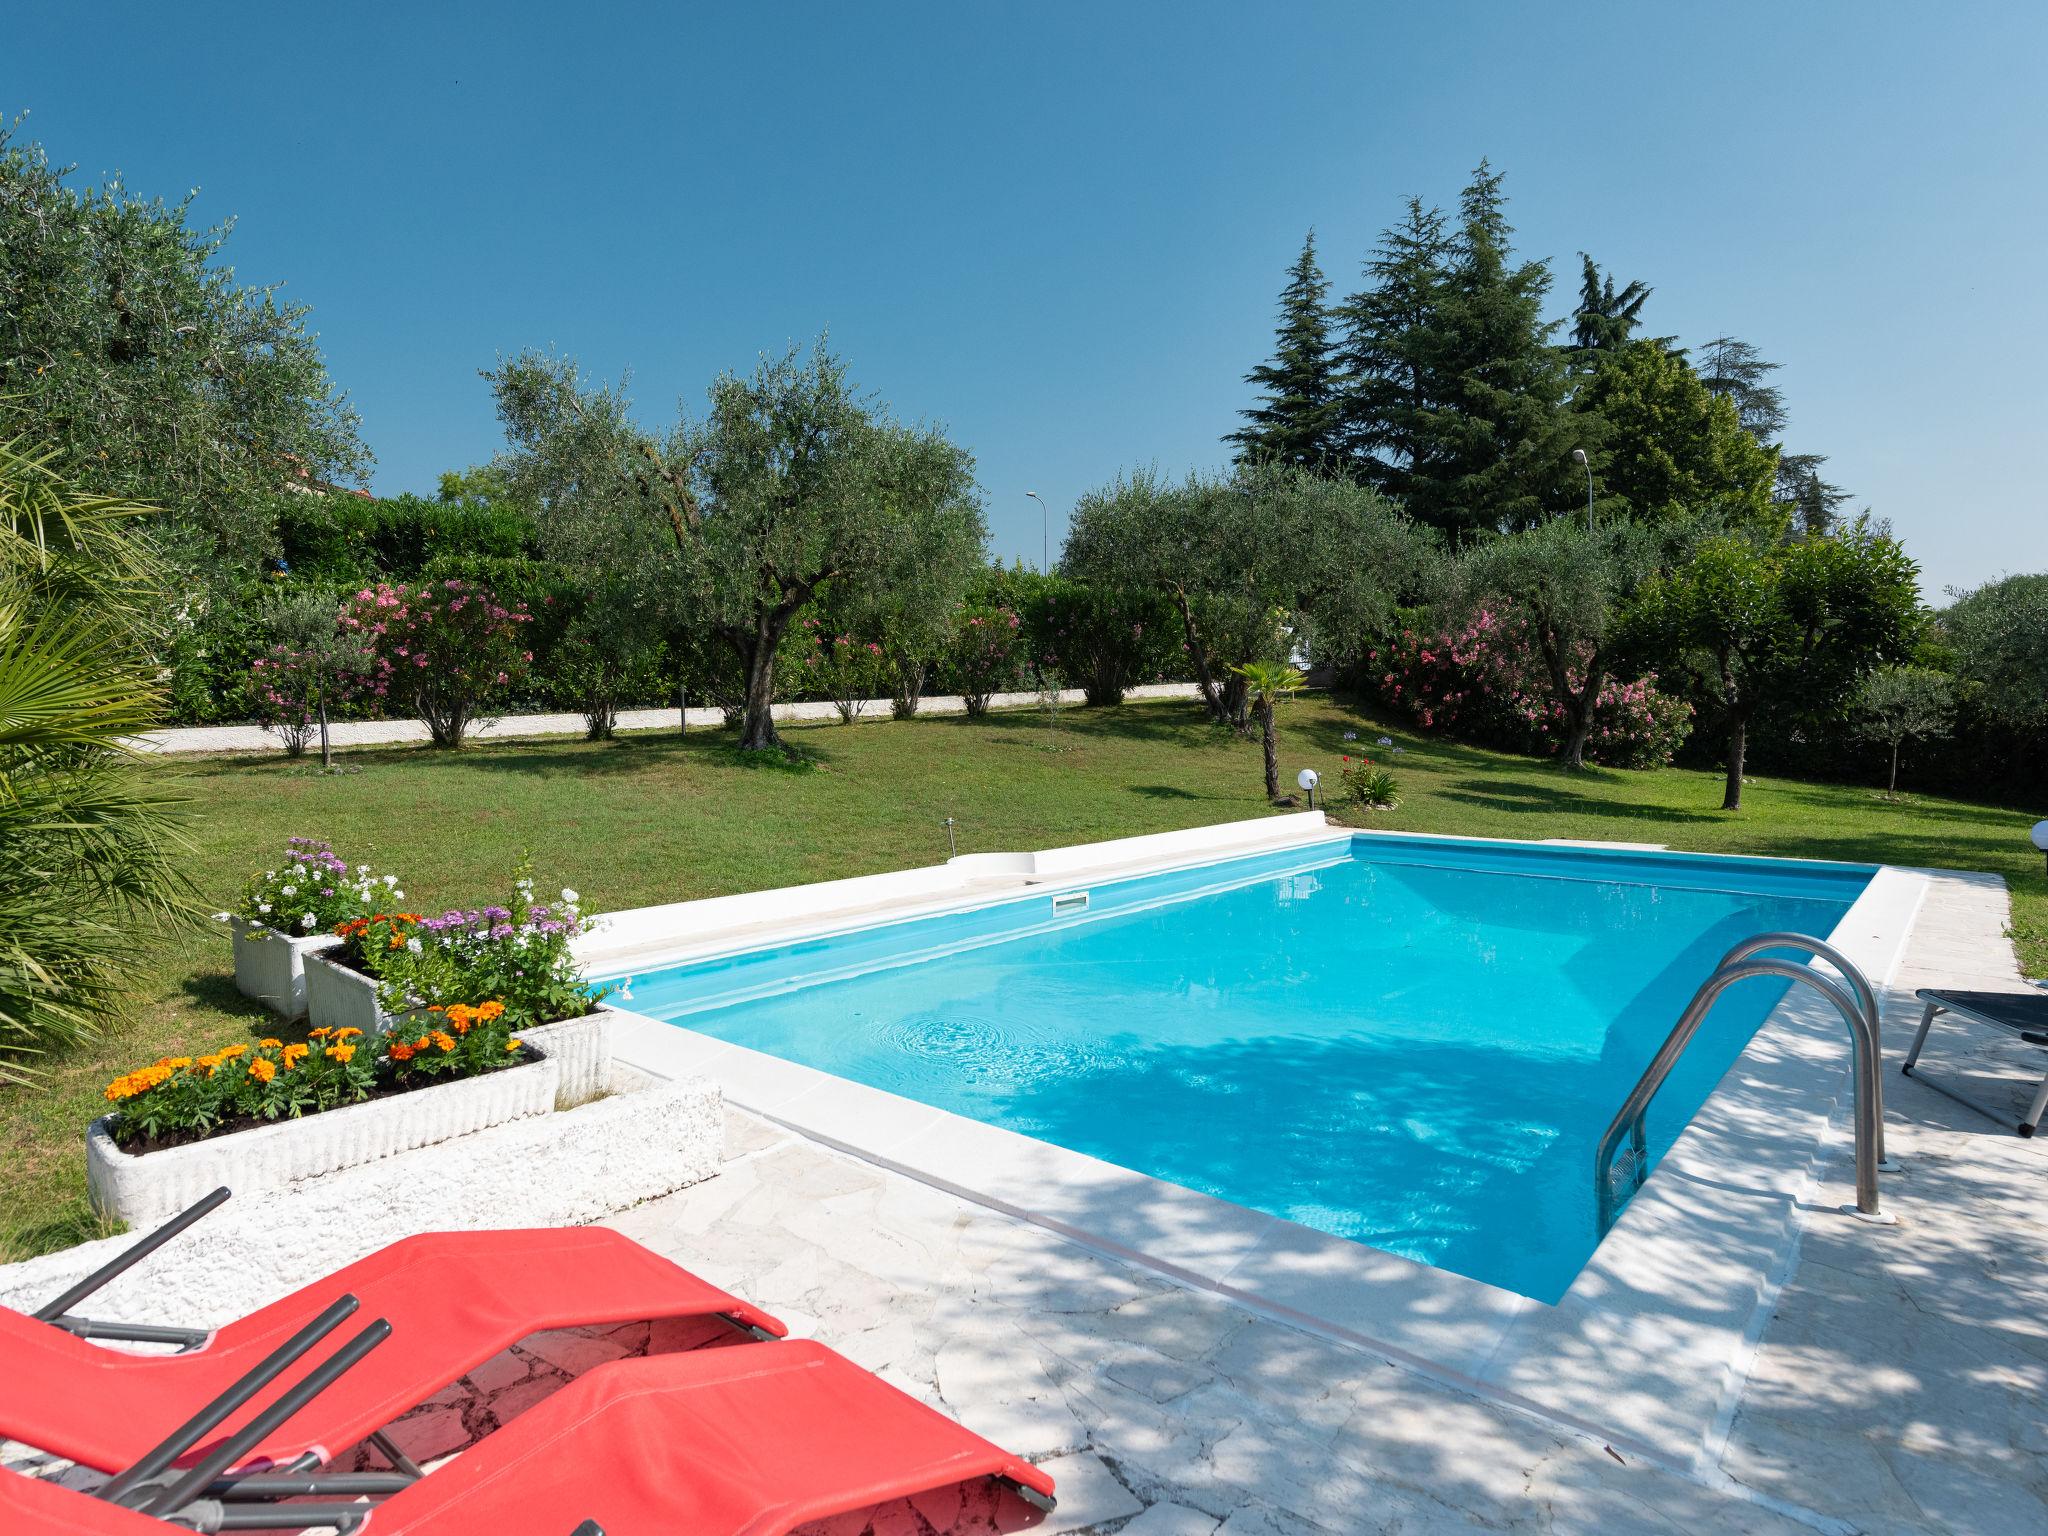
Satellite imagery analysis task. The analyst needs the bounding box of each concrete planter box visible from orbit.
[521,1007,615,1108]
[303,950,384,1034]
[226,918,341,1022]
[87,1050,559,1227]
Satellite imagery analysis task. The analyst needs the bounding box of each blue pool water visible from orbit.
[614,835,1873,1302]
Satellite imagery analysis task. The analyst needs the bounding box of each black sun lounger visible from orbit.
[1902,986,2048,1137]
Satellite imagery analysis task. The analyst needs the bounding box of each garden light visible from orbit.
[2032,819,2048,875]
[1297,767,1319,809]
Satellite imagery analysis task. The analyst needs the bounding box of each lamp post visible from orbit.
[1572,449,1594,528]
[1025,491,1049,573]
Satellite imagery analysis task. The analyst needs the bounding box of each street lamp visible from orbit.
[1025,491,1049,573]
[1572,449,1594,527]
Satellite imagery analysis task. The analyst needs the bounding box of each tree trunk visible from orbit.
[1560,714,1591,771]
[1169,588,1229,724]
[1722,713,1747,811]
[1888,739,1900,799]
[678,682,687,737]
[738,621,783,751]
[1259,699,1279,799]
[316,679,332,772]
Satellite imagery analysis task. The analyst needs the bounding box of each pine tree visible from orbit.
[1570,255,1652,357]
[1228,232,1343,469]
[1334,198,1454,492]
[1696,337,1788,443]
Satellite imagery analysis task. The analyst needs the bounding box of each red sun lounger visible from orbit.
[3,1194,784,1476]
[0,1341,1056,1536]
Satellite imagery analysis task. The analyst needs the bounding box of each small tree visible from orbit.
[946,603,1023,717]
[1640,527,1922,809]
[1456,518,1665,770]
[798,619,889,724]
[340,578,534,748]
[556,571,664,741]
[1854,666,1954,799]
[1943,573,2048,736]
[248,588,372,768]
[1234,661,1306,801]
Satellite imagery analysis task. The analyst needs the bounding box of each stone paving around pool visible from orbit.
[603,866,2044,1535]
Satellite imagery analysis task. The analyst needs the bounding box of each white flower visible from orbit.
[280,886,296,898]
[392,889,404,901]
[383,875,399,887]
[561,888,579,904]
[406,938,422,953]
[256,902,271,914]
[299,913,316,931]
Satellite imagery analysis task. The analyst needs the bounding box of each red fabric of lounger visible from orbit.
[359,1339,1056,1535]
[0,1227,784,1474]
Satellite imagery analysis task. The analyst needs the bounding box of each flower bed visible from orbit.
[227,838,402,1018]
[101,1003,534,1156]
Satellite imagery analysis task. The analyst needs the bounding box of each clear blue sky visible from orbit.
[8,1,2044,599]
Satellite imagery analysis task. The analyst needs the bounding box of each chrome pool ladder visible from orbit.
[1594,932,1891,1233]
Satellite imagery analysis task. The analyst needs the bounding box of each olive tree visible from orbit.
[1062,466,1425,730]
[1853,665,1954,799]
[0,125,368,569]
[487,340,981,752]
[1942,573,2048,736]
[1455,517,1666,771]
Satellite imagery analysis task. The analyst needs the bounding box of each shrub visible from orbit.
[1368,604,1691,768]
[366,862,601,1027]
[798,620,890,723]
[339,578,534,748]
[238,839,393,937]
[1026,577,1177,707]
[1339,755,1399,808]
[946,604,1024,717]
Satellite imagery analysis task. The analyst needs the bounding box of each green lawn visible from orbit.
[3,694,2040,1260]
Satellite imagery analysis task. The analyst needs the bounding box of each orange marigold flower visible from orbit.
[308,1027,331,1040]
[259,1038,284,1050]
[334,1027,363,1041]
[389,1041,416,1062]
[326,1043,357,1063]
[218,1043,248,1058]
[281,1043,310,1067]
[430,1031,456,1053]
[477,1000,506,1021]
[249,1058,277,1084]
[159,1056,193,1071]
[504,1039,522,1053]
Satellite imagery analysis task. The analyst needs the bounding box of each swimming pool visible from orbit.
[610,834,1874,1303]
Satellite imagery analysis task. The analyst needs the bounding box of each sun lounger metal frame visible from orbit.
[1902,985,2048,1136]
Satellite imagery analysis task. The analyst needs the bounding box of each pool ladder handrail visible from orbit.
[1594,932,1890,1233]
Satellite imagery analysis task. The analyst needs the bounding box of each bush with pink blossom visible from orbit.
[339,579,534,748]
[1367,603,1691,768]
[798,619,890,723]
[946,603,1025,717]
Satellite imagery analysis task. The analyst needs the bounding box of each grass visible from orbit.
[2,694,2041,1260]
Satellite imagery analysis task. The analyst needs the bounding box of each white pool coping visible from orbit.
[595,815,1927,1475]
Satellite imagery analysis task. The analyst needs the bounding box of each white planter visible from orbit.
[520,1007,615,1108]
[226,918,341,1022]
[86,1051,560,1227]
[303,951,386,1034]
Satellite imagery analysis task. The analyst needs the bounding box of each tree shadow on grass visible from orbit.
[1128,785,1206,801]
[1435,777,1726,826]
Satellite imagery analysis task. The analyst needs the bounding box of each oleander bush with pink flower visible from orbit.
[1367,603,1692,769]
[338,578,535,748]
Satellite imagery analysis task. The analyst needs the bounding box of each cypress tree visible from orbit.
[1228,232,1343,469]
